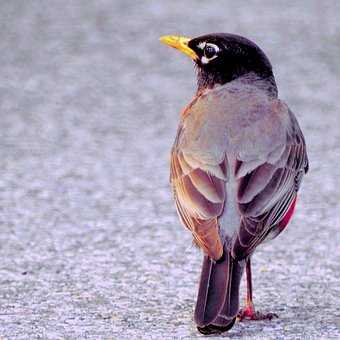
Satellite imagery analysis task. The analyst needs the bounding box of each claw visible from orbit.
[237,306,278,321]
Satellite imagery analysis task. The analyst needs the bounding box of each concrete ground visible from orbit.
[0,1,339,339]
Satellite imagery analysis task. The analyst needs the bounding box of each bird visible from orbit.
[160,33,308,335]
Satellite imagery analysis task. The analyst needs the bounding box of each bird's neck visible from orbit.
[196,71,278,98]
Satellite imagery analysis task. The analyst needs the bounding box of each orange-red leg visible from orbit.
[237,258,278,321]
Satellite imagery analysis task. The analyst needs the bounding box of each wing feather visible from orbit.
[231,108,308,259]
[171,147,227,260]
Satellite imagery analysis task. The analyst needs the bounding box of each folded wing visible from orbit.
[170,126,228,260]
[232,108,308,259]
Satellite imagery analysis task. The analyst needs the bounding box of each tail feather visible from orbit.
[194,244,244,332]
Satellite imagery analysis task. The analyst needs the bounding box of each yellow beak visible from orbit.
[159,35,198,61]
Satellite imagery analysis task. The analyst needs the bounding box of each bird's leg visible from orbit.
[237,258,278,321]
[238,257,255,319]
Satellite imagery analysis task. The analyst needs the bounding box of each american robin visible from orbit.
[160,33,308,335]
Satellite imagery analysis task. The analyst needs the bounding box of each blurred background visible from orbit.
[0,1,339,339]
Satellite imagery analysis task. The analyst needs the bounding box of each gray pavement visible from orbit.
[0,1,339,339]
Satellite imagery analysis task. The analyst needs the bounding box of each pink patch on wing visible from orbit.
[279,197,297,230]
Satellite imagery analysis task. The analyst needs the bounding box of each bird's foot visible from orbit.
[237,304,278,322]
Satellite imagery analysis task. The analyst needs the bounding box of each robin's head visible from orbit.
[160,33,275,92]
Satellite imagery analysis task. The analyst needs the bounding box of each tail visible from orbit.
[194,246,244,335]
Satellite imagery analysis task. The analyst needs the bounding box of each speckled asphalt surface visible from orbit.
[0,1,339,339]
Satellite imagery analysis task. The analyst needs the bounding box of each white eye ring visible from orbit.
[201,43,219,64]
[198,41,206,50]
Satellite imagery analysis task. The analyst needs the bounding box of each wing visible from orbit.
[170,123,228,260]
[231,108,309,260]
[170,87,308,261]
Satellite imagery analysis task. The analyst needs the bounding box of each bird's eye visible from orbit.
[203,44,219,59]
